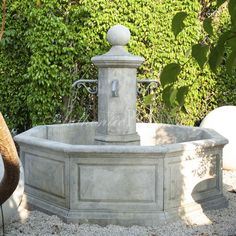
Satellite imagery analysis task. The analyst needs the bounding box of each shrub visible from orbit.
[0,0,234,131]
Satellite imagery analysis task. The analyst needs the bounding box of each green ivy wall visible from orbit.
[0,0,234,132]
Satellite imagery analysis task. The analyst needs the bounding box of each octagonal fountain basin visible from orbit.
[15,122,228,226]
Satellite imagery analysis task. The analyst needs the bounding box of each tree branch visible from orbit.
[0,0,7,41]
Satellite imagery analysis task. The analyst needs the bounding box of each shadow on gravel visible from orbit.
[191,179,236,236]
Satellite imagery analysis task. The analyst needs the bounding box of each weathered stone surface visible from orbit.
[107,25,131,46]
[15,123,228,226]
[13,24,228,227]
[200,105,236,170]
[91,24,144,145]
[79,165,156,202]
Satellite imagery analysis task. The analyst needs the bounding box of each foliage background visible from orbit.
[0,0,235,132]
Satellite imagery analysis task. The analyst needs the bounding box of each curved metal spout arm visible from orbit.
[0,113,20,205]
[72,79,98,95]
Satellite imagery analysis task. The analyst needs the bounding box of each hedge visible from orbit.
[0,0,235,132]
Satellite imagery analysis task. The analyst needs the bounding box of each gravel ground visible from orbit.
[3,170,236,236]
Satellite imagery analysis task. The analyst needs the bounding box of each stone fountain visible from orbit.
[15,25,228,226]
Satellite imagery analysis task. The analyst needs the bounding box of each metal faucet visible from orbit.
[111,80,119,97]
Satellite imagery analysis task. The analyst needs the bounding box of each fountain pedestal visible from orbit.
[92,25,144,145]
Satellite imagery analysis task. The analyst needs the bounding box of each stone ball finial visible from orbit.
[107,25,131,46]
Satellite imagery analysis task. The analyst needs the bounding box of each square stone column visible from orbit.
[91,25,144,145]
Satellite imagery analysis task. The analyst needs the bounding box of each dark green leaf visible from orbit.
[227,36,236,51]
[181,106,188,114]
[192,44,209,69]
[209,46,224,72]
[162,85,178,108]
[216,0,227,7]
[229,0,236,27]
[209,34,228,72]
[160,63,181,87]
[226,50,236,75]
[176,86,189,107]
[218,31,232,44]
[162,86,172,107]
[169,88,178,106]
[203,18,213,36]
[172,12,188,37]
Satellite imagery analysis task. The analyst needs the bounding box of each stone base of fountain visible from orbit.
[15,123,228,226]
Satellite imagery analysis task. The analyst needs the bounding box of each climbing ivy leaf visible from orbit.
[36,0,41,7]
[203,18,213,36]
[160,63,181,87]
[226,50,236,75]
[192,44,209,69]
[144,94,154,106]
[172,12,188,37]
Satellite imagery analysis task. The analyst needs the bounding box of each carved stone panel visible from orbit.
[25,153,65,198]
